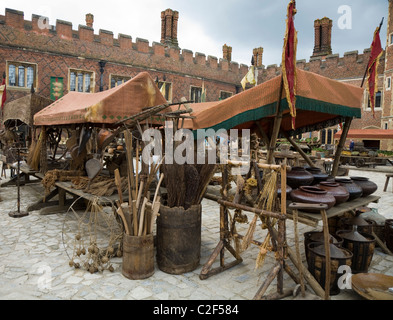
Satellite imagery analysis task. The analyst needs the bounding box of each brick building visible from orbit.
[0,4,392,149]
[0,8,248,109]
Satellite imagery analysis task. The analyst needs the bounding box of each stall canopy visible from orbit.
[3,92,53,128]
[183,69,364,135]
[34,72,167,127]
[334,129,393,140]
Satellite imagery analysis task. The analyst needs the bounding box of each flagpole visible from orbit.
[361,17,384,88]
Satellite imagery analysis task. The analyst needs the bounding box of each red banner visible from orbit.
[366,27,383,118]
[0,78,6,111]
[282,0,298,130]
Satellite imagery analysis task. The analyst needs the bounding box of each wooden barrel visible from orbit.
[385,219,393,252]
[307,242,353,296]
[122,233,154,280]
[336,230,376,274]
[156,204,202,275]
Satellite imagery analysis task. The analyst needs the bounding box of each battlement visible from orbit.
[0,8,248,82]
[261,48,385,83]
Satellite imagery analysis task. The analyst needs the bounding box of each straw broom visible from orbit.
[28,131,43,171]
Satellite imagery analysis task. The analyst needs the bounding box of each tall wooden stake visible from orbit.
[267,77,284,164]
[331,117,352,177]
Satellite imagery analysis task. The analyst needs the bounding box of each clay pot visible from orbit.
[286,166,314,189]
[306,167,329,185]
[334,178,363,201]
[350,177,378,197]
[317,181,350,205]
[289,186,336,212]
[339,215,374,234]
[385,219,393,252]
[277,184,292,199]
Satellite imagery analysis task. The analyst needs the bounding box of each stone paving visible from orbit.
[0,167,392,300]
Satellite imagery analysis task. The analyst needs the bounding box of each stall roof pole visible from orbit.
[281,130,315,168]
[267,77,284,164]
[331,117,352,177]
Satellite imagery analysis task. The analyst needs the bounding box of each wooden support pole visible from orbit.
[267,77,284,165]
[217,200,286,220]
[281,130,315,168]
[331,117,352,177]
[255,121,271,146]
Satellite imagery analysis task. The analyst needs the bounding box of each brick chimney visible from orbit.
[253,47,263,67]
[312,17,332,58]
[160,9,179,47]
[223,44,232,61]
[86,13,94,28]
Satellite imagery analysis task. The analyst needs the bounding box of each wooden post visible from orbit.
[267,77,284,164]
[331,117,352,177]
[281,130,315,168]
[40,126,48,174]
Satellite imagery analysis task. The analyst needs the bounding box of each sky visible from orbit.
[1,0,389,66]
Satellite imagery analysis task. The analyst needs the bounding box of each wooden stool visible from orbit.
[384,174,393,192]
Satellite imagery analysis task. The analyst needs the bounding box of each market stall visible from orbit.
[181,69,385,300]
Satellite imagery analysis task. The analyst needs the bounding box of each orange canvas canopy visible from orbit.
[34,72,167,126]
[335,129,393,140]
[183,69,364,135]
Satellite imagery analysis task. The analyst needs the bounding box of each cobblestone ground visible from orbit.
[0,167,392,300]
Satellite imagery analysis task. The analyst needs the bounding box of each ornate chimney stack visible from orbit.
[160,9,179,47]
[253,47,264,67]
[223,44,232,61]
[312,17,333,58]
[86,13,94,28]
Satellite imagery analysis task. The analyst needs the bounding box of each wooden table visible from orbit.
[1,166,44,187]
[286,195,381,228]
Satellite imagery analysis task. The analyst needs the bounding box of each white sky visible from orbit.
[1,0,389,66]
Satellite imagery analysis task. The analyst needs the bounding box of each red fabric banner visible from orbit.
[282,0,298,129]
[366,27,383,118]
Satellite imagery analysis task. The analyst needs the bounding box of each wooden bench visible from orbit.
[384,174,393,193]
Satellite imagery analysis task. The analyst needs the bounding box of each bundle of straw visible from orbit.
[27,132,43,171]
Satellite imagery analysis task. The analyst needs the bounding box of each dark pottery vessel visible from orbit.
[277,184,292,199]
[306,167,329,185]
[385,219,393,252]
[334,178,363,201]
[339,215,374,234]
[317,181,350,205]
[286,166,314,189]
[307,242,353,295]
[336,226,376,274]
[350,177,378,197]
[289,186,336,212]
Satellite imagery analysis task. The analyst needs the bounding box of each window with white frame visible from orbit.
[390,33,393,46]
[110,74,131,89]
[219,91,233,100]
[190,86,202,103]
[367,91,382,109]
[7,61,37,89]
[69,69,94,93]
[386,77,391,91]
[158,81,172,102]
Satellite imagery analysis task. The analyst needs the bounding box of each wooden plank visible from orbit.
[286,195,380,224]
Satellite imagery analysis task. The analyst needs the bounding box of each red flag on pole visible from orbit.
[0,77,6,111]
[282,0,298,130]
[366,23,383,118]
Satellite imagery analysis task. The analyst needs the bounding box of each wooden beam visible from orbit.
[281,130,315,168]
[331,117,352,177]
[267,77,284,164]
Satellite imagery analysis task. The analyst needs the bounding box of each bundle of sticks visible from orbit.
[114,130,164,237]
[161,162,216,210]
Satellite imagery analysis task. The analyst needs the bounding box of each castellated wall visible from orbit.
[0,9,248,102]
[258,49,386,131]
